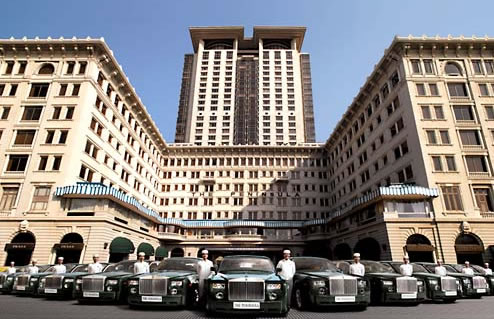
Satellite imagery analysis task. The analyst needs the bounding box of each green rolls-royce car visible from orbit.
[14,264,79,296]
[0,266,35,293]
[74,260,136,303]
[292,257,370,310]
[206,255,288,316]
[470,265,494,295]
[127,257,200,307]
[417,263,489,298]
[37,263,107,298]
[447,264,491,297]
[382,261,459,302]
[333,260,426,305]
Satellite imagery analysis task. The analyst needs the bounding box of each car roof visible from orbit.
[293,257,329,260]
[223,255,271,260]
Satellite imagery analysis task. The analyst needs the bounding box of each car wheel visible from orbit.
[295,288,306,310]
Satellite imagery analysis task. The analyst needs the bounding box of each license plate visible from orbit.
[16,286,25,291]
[401,293,417,299]
[0,284,3,288]
[233,302,261,309]
[445,291,457,296]
[477,288,486,293]
[83,291,100,298]
[142,296,163,302]
[335,296,356,302]
[45,288,57,294]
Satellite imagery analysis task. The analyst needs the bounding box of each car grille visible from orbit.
[228,279,265,301]
[82,276,105,292]
[0,274,6,286]
[473,276,487,289]
[441,277,457,291]
[396,277,417,293]
[329,276,357,295]
[45,276,63,289]
[16,275,30,287]
[139,277,168,295]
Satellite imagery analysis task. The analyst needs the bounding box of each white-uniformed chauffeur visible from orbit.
[462,261,474,275]
[399,255,413,276]
[28,259,39,274]
[133,252,150,274]
[53,257,67,274]
[349,253,365,276]
[483,263,493,276]
[276,250,296,307]
[197,249,214,304]
[88,254,104,274]
[434,260,447,276]
[7,261,16,274]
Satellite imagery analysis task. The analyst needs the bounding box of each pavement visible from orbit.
[1,294,494,319]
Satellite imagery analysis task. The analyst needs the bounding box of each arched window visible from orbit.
[444,62,462,76]
[38,63,55,75]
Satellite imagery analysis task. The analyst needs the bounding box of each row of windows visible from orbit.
[0,60,86,77]
[410,59,494,77]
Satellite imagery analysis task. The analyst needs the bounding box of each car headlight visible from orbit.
[41,278,46,283]
[462,278,470,284]
[64,279,74,283]
[76,279,82,284]
[312,280,325,287]
[215,291,224,299]
[211,283,225,289]
[30,278,38,281]
[417,281,424,286]
[7,277,13,281]
[429,279,438,285]
[128,280,139,286]
[130,287,137,294]
[107,279,118,285]
[357,280,367,288]
[268,292,278,300]
[171,281,183,287]
[267,283,282,290]
[382,280,393,285]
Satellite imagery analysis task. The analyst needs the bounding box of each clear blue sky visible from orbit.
[2,0,493,143]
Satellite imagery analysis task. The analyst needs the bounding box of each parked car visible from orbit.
[446,264,491,297]
[14,264,79,296]
[127,257,200,307]
[469,265,494,296]
[206,255,288,316]
[74,260,137,303]
[0,266,30,293]
[416,263,489,298]
[291,257,370,310]
[37,263,107,298]
[149,261,161,273]
[381,261,459,302]
[333,260,425,305]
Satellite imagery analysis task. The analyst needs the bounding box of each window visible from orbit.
[423,59,434,74]
[429,83,439,96]
[52,156,62,170]
[14,130,36,146]
[6,155,29,172]
[465,155,489,174]
[0,187,18,210]
[472,60,483,75]
[45,130,55,144]
[31,186,51,210]
[1,107,10,120]
[38,64,54,75]
[66,61,75,74]
[72,84,80,96]
[479,83,490,96]
[52,107,62,119]
[473,187,494,212]
[4,61,14,74]
[447,83,468,97]
[432,156,443,171]
[421,105,432,119]
[29,83,49,98]
[445,156,457,171]
[38,156,48,170]
[411,59,421,74]
[444,62,462,76]
[416,83,426,96]
[58,130,68,144]
[434,105,444,119]
[394,141,409,160]
[65,107,74,119]
[485,105,494,120]
[459,130,482,147]
[21,106,43,121]
[79,164,94,182]
[78,62,87,74]
[0,84,4,96]
[441,186,463,210]
[439,130,450,144]
[453,105,474,121]
[390,118,404,137]
[59,84,68,96]
[426,130,437,144]
[17,61,27,74]
[485,60,494,74]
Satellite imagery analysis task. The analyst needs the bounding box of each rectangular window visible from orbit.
[445,156,457,171]
[72,84,80,96]
[29,83,49,98]
[479,83,490,96]
[465,155,489,173]
[52,107,62,119]
[421,105,431,119]
[432,156,443,171]
[66,61,75,74]
[52,156,62,170]
[4,61,14,75]
[1,107,10,120]
[9,84,18,96]
[472,60,483,74]
[453,105,474,121]
[0,187,18,210]
[21,106,43,121]
[78,62,87,75]
[411,59,421,74]
[423,59,434,74]
[447,83,469,97]
[459,130,482,147]
[0,84,4,96]
[30,186,51,210]
[440,130,450,144]
[6,155,29,172]
[434,105,444,119]
[441,186,463,211]
[14,130,36,145]
[485,105,494,119]
[65,106,74,119]
[429,83,439,96]
[416,83,426,96]
[58,130,68,144]
[59,84,68,96]
[17,61,27,74]
[426,130,437,144]
[485,60,494,74]
[473,187,494,212]
[38,156,48,170]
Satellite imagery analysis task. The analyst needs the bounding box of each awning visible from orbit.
[406,244,435,252]
[5,243,35,251]
[155,246,168,258]
[53,243,84,250]
[110,237,135,254]
[137,243,154,256]
[455,244,484,253]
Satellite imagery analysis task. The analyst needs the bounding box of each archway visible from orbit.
[333,243,352,260]
[54,233,84,263]
[354,238,381,261]
[405,234,434,262]
[136,243,154,260]
[170,248,185,258]
[4,232,35,266]
[109,237,135,262]
[455,233,484,265]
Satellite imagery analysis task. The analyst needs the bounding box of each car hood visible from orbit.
[296,271,350,278]
[95,272,133,279]
[411,272,443,279]
[212,272,281,281]
[366,272,403,279]
[130,271,196,280]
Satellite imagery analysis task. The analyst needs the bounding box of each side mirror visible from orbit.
[336,268,343,273]
[276,267,282,273]
[210,266,216,272]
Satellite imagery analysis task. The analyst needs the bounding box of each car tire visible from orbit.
[294,287,307,310]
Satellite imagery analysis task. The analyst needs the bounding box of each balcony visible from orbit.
[468,171,491,177]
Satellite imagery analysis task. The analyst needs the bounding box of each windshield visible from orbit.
[157,258,198,272]
[361,261,394,273]
[444,265,458,273]
[219,257,274,273]
[412,264,428,273]
[44,264,77,273]
[72,265,89,273]
[294,258,338,272]
[104,261,135,273]
[471,265,487,274]
[39,265,52,273]
[449,264,463,272]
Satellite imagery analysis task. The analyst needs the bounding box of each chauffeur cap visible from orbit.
[138,252,145,257]
[283,250,291,254]
[201,250,209,254]
[353,253,361,258]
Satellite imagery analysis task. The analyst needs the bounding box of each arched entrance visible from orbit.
[54,233,84,263]
[455,233,484,265]
[333,243,352,260]
[109,237,135,262]
[170,248,184,258]
[136,243,154,260]
[354,238,381,261]
[4,232,36,266]
[405,234,434,262]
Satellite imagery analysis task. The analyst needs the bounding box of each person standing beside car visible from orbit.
[28,259,39,274]
[399,255,413,276]
[483,263,492,275]
[434,260,447,276]
[88,254,104,274]
[53,257,67,274]
[197,249,213,304]
[133,252,150,274]
[7,261,16,274]
[349,253,365,276]
[462,261,474,275]
[276,249,296,308]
